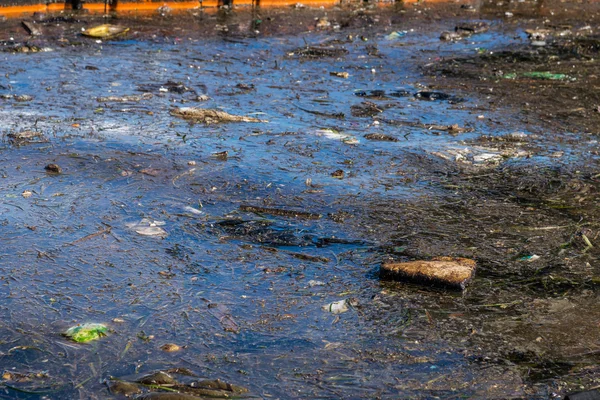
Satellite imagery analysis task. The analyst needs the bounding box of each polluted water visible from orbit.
[1,0,600,398]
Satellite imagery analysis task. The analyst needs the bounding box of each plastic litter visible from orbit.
[386,31,407,40]
[322,298,358,314]
[519,254,541,262]
[64,323,108,343]
[126,219,167,237]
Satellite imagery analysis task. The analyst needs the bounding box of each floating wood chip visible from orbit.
[380,257,476,290]
[171,107,267,124]
[82,24,129,39]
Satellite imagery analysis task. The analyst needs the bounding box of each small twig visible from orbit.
[68,226,112,246]
[172,167,196,187]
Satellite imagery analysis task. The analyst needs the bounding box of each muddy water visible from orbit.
[0,2,599,399]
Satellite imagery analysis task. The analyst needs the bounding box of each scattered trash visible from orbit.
[22,190,33,198]
[7,130,46,145]
[380,257,477,290]
[82,24,130,39]
[182,205,203,215]
[160,343,181,352]
[21,21,41,36]
[473,153,504,163]
[240,204,322,220]
[316,128,359,144]
[330,71,349,78]
[386,31,407,40]
[308,280,325,287]
[44,164,62,174]
[322,298,358,314]
[64,323,108,343]
[519,254,541,262]
[171,107,267,124]
[126,219,167,237]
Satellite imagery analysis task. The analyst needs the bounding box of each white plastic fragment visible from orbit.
[126,218,167,237]
[322,299,356,314]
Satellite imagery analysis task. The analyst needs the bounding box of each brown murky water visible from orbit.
[0,1,600,398]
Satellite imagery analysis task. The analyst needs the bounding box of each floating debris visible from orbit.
[330,71,349,78]
[160,343,181,352]
[316,128,359,144]
[240,204,322,220]
[322,298,358,314]
[82,24,129,39]
[44,163,62,174]
[126,219,167,237]
[7,130,46,145]
[380,257,477,290]
[386,31,407,40]
[171,107,267,124]
[64,323,108,343]
[519,254,541,262]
